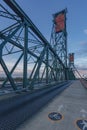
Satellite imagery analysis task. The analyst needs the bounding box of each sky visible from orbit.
[0,0,87,77]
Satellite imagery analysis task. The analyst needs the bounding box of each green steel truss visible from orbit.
[0,0,68,91]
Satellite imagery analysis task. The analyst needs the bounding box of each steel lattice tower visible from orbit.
[50,9,68,81]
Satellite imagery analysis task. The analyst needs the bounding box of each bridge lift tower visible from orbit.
[50,9,68,81]
[68,53,76,79]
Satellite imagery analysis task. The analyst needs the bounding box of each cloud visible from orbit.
[74,40,87,58]
[74,64,87,78]
[74,41,87,77]
[74,49,87,59]
[80,41,87,46]
[84,29,87,34]
[76,65,87,71]
[70,40,87,59]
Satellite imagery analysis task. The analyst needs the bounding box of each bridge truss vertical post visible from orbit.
[46,45,49,84]
[23,22,28,88]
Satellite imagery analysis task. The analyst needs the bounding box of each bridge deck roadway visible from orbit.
[17,80,87,130]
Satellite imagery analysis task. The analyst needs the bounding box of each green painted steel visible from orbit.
[0,1,75,91]
[0,59,17,90]
[23,23,28,88]
[46,46,49,84]
[29,46,47,89]
[2,53,23,87]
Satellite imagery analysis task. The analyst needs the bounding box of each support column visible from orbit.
[2,53,23,87]
[29,46,46,90]
[64,9,68,80]
[23,23,28,88]
[46,46,49,83]
[1,59,17,90]
[0,45,2,63]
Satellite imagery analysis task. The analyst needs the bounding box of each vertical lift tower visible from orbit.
[50,9,68,81]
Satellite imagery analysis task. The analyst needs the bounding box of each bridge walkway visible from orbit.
[17,80,87,130]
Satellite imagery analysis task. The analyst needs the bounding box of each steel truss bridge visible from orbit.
[0,0,75,92]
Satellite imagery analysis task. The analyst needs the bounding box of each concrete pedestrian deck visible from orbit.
[17,80,87,130]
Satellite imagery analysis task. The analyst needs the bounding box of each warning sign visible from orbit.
[76,119,87,130]
[48,112,63,121]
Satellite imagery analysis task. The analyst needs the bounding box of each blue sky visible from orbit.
[0,0,87,77]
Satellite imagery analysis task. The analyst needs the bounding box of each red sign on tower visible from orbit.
[69,53,74,63]
[54,12,65,33]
